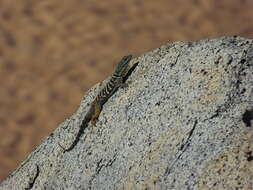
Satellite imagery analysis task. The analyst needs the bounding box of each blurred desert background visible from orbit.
[0,0,252,181]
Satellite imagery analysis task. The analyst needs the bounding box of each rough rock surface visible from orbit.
[1,37,253,190]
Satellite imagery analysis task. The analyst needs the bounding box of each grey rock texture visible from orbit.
[1,37,253,190]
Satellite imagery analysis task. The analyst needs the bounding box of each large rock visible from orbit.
[1,37,253,190]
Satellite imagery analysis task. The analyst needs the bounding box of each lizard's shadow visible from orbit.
[123,62,139,83]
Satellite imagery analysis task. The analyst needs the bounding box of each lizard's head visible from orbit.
[115,55,132,76]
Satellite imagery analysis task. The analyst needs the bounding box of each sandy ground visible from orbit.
[0,0,252,181]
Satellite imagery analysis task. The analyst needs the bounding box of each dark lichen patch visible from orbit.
[242,109,253,127]
[240,59,246,64]
[246,151,253,162]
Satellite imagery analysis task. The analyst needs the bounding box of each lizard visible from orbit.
[90,55,133,125]
[60,55,137,152]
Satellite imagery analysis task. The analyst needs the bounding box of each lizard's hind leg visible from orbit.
[91,103,102,126]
